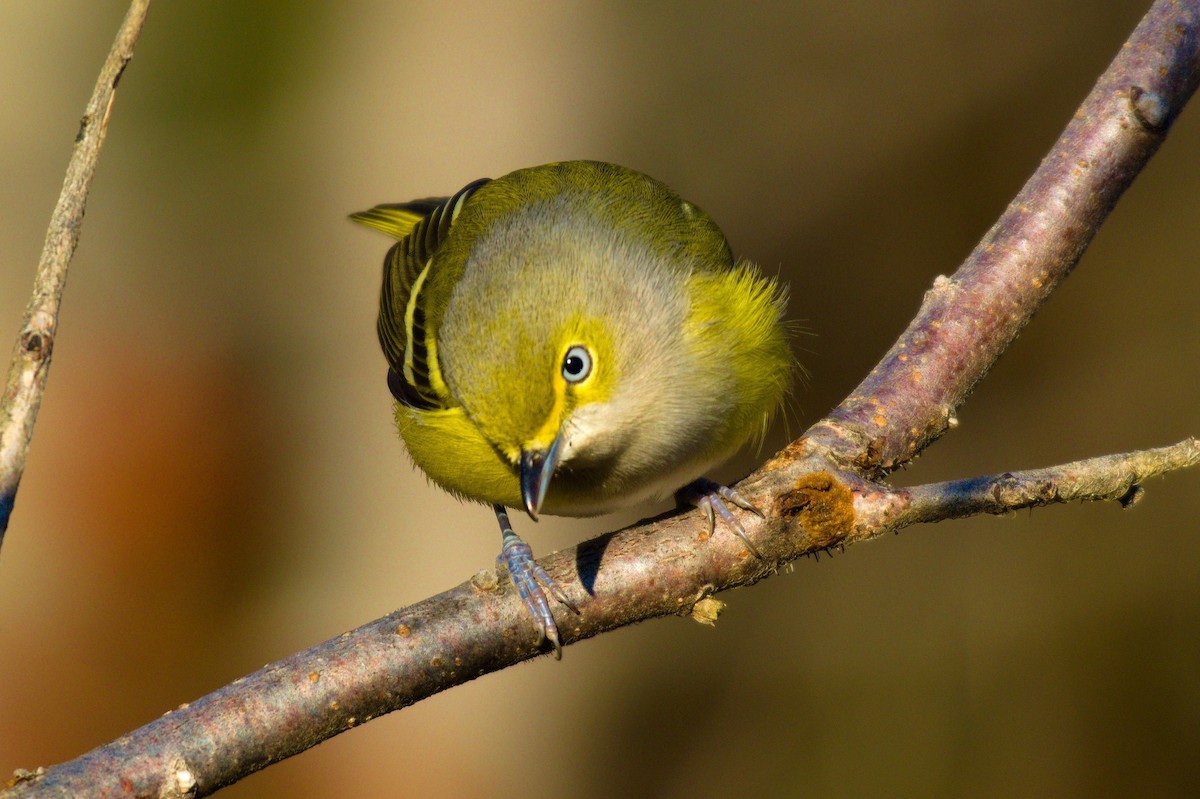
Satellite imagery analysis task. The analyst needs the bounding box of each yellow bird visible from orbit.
[352,161,792,656]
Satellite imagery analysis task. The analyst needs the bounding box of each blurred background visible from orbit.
[2,1,1198,796]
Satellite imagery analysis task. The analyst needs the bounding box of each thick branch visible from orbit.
[0,0,152,545]
[6,438,1198,798]
[4,1,1199,797]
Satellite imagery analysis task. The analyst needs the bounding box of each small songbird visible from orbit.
[352,161,792,656]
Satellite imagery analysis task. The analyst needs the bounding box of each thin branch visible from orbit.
[3,1,1199,797]
[860,437,1200,533]
[0,0,152,546]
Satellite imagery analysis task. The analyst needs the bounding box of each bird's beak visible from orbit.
[519,432,564,521]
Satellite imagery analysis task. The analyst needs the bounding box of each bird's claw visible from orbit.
[678,479,765,558]
[495,505,578,659]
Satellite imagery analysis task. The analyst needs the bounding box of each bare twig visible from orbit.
[862,437,1200,533]
[0,0,152,546]
[3,1,1198,797]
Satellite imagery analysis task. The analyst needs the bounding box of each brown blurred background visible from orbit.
[2,2,1198,797]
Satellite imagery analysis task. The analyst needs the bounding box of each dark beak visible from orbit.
[519,432,564,521]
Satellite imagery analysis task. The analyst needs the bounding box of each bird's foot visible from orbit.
[494,505,579,659]
[678,478,765,558]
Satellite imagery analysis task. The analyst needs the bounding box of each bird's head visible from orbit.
[433,165,704,518]
[442,304,628,520]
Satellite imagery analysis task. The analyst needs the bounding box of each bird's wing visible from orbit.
[351,178,490,410]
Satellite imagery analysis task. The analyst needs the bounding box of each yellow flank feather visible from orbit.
[684,262,792,454]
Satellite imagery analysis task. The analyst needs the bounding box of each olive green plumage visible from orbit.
[352,160,792,518]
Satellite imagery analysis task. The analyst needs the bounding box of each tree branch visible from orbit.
[0,0,152,546]
[805,0,1200,476]
[863,437,1200,533]
[4,1,1199,797]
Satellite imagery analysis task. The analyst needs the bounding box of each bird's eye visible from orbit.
[561,345,592,384]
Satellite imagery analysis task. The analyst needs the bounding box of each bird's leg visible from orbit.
[493,504,579,659]
[677,478,765,558]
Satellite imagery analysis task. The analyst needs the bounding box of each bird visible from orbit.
[352,160,792,657]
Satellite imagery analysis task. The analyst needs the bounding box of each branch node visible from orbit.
[1129,85,1169,132]
[853,437,885,473]
[1117,483,1145,509]
[776,471,855,549]
[113,55,132,90]
[689,596,724,626]
[470,568,501,593]
[18,326,53,362]
[7,768,44,788]
[160,760,198,798]
[930,273,955,295]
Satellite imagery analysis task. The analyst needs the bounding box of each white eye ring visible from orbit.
[561,345,592,383]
